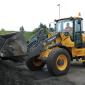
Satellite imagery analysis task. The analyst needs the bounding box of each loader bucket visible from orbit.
[0,32,27,61]
[8,32,27,56]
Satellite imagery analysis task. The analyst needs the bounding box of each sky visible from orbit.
[0,0,85,31]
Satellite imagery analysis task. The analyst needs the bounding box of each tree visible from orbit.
[33,23,48,34]
[32,23,48,41]
[1,28,5,31]
[39,23,47,28]
[20,26,24,32]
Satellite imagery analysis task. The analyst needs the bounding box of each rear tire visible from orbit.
[47,48,71,76]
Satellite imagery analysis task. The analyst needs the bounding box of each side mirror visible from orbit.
[54,23,57,32]
[49,24,51,28]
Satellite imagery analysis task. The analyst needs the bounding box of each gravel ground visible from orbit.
[0,60,85,85]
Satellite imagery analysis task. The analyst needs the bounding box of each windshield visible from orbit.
[55,20,73,33]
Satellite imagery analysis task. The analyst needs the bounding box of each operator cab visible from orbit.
[54,17,83,47]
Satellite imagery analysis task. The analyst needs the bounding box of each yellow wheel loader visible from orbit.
[26,17,85,76]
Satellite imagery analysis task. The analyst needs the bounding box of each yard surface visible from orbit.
[0,60,85,85]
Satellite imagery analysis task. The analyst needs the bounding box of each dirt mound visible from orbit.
[0,61,34,85]
[0,60,75,85]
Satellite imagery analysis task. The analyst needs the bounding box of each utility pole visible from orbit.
[57,4,60,19]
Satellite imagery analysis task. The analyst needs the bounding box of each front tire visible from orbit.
[82,57,85,66]
[26,57,45,71]
[47,48,71,76]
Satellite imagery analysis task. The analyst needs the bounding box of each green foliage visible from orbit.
[33,23,48,35]
[49,28,55,32]
[1,28,5,31]
[24,32,34,41]
[0,23,49,42]
[0,31,15,35]
[39,23,47,28]
[20,26,24,32]
[0,30,34,41]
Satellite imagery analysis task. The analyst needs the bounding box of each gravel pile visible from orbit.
[0,60,75,85]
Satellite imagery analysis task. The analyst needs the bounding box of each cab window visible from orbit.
[56,20,73,33]
[75,19,82,32]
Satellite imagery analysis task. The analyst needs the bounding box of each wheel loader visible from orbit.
[26,16,85,76]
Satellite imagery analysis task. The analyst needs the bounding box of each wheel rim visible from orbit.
[56,54,68,71]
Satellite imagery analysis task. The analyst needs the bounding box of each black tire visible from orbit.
[83,62,85,66]
[26,57,45,71]
[47,48,71,76]
[82,57,85,67]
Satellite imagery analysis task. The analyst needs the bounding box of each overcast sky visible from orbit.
[0,0,85,31]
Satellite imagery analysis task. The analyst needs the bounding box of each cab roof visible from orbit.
[54,17,83,22]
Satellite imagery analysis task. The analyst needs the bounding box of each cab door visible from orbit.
[74,19,83,47]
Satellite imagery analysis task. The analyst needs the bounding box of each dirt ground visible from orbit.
[0,60,85,85]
